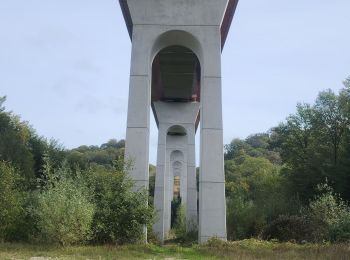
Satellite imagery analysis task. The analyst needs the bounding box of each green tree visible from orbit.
[303,183,350,242]
[225,155,289,240]
[0,110,36,185]
[271,103,329,202]
[0,97,58,187]
[314,89,348,165]
[0,96,5,112]
[271,81,350,203]
[87,162,154,244]
[225,134,281,164]
[35,163,94,246]
[0,161,24,242]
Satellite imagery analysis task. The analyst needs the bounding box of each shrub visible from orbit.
[174,205,187,238]
[303,183,350,242]
[34,164,94,246]
[226,196,266,240]
[262,215,309,242]
[171,196,182,228]
[0,161,24,242]
[329,213,350,242]
[88,163,154,244]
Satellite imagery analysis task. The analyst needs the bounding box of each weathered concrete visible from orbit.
[121,0,238,243]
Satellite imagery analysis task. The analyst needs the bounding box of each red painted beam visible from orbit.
[221,0,239,49]
[119,0,133,39]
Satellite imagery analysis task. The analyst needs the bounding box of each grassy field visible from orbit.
[1,239,350,260]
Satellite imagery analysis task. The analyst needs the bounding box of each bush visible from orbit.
[262,215,309,242]
[34,164,94,246]
[171,196,182,228]
[329,213,350,242]
[174,205,186,238]
[226,196,266,240]
[263,183,350,243]
[303,183,350,242]
[0,161,24,242]
[88,163,154,244]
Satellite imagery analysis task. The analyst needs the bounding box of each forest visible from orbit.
[1,77,350,246]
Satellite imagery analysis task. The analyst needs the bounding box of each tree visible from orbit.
[87,162,154,244]
[0,161,24,242]
[31,156,95,245]
[0,96,5,112]
[225,154,289,240]
[271,104,316,167]
[67,140,125,170]
[271,103,330,202]
[270,80,350,203]
[224,134,281,164]
[224,138,251,160]
[314,89,348,165]
[0,106,36,186]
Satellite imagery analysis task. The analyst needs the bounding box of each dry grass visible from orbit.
[0,239,349,259]
[200,239,350,260]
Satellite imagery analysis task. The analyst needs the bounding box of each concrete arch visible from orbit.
[170,150,184,162]
[167,125,187,136]
[151,44,201,103]
[173,161,182,177]
[151,30,203,65]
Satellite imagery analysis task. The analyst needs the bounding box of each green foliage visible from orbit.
[270,83,350,202]
[260,183,350,244]
[0,97,66,190]
[3,241,350,260]
[0,161,24,242]
[262,215,309,242]
[303,183,350,242]
[87,162,154,244]
[171,196,182,228]
[34,163,94,246]
[168,203,198,245]
[330,213,350,242]
[225,155,292,240]
[0,96,5,112]
[0,109,36,186]
[226,195,263,240]
[148,164,156,206]
[67,139,125,170]
[174,205,187,238]
[225,134,281,164]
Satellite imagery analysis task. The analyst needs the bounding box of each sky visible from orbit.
[0,0,349,164]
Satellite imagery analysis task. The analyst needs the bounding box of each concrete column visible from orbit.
[153,125,167,242]
[165,146,172,235]
[180,158,187,207]
[124,30,151,242]
[187,126,198,231]
[124,29,151,190]
[199,39,227,243]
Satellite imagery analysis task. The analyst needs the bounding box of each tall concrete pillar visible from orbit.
[199,35,227,242]
[187,126,198,231]
[120,0,239,244]
[124,28,152,242]
[124,31,151,191]
[153,124,167,242]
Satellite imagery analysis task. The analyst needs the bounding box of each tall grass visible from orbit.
[1,240,350,260]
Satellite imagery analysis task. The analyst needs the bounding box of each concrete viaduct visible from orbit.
[119,0,239,243]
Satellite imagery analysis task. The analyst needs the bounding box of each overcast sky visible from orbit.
[0,0,349,164]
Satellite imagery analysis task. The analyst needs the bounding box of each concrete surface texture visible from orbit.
[120,0,238,243]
